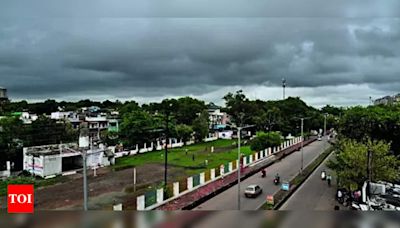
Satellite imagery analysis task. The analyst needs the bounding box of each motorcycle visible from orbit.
[261,170,266,178]
[321,171,326,180]
[274,176,280,185]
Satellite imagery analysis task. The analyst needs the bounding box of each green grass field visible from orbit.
[115,139,254,175]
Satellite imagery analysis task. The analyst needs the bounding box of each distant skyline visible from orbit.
[1,1,399,107]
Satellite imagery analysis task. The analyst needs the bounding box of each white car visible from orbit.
[245,185,263,198]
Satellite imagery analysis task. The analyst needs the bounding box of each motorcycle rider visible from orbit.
[261,169,266,177]
[274,173,280,184]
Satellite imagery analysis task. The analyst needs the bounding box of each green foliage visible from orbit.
[120,110,163,147]
[327,139,400,190]
[192,110,209,142]
[250,131,283,151]
[100,130,120,146]
[339,105,400,155]
[223,91,326,136]
[175,124,193,144]
[22,116,78,147]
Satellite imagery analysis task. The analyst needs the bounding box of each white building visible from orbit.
[20,112,38,124]
[86,116,109,140]
[51,111,81,129]
[23,142,115,178]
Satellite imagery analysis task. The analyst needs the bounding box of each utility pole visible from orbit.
[82,137,91,211]
[282,78,286,100]
[164,103,172,187]
[237,127,241,211]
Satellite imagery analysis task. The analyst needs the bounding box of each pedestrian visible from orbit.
[326,174,332,187]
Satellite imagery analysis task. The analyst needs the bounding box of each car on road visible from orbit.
[245,185,262,198]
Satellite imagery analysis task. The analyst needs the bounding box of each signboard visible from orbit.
[281,182,290,191]
[266,195,274,206]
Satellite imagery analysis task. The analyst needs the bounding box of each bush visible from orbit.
[250,131,282,151]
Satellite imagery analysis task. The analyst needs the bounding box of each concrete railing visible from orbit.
[136,137,304,210]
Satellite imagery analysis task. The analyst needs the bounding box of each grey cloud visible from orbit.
[0,7,399,106]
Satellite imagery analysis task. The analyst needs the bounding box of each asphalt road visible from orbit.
[194,140,330,210]
[280,151,339,211]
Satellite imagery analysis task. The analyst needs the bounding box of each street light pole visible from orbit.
[237,127,241,211]
[164,112,169,187]
[282,78,286,100]
[300,118,304,173]
[324,113,327,139]
[83,150,88,211]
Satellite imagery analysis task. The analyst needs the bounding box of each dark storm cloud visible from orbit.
[0,1,399,105]
[1,0,400,17]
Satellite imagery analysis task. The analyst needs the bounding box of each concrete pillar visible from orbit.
[255,152,259,161]
[150,142,154,149]
[236,160,239,170]
[200,172,205,185]
[249,155,253,164]
[157,189,164,204]
[220,165,225,176]
[229,162,233,172]
[211,168,216,180]
[144,143,147,149]
[169,138,172,147]
[6,161,10,171]
[137,195,145,210]
[187,177,193,190]
[157,141,161,147]
[173,182,180,197]
[243,158,247,167]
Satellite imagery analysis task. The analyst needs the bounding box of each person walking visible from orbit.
[326,174,332,187]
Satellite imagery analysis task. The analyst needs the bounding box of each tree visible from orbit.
[100,130,119,146]
[192,110,209,142]
[328,139,400,190]
[22,116,77,147]
[174,97,207,125]
[119,110,163,147]
[175,124,193,145]
[339,105,400,155]
[250,131,283,151]
[223,90,258,126]
[0,117,23,168]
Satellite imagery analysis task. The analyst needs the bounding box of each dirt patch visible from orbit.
[0,163,186,210]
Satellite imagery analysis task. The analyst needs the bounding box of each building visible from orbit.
[108,119,120,133]
[0,87,8,101]
[374,94,400,105]
[23,141,115,178]
[86,115,109,140]
[11,112,38,124]
[51,111,81,129]
[207,102,230,130]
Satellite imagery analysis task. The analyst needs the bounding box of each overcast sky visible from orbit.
[1,1,399,107]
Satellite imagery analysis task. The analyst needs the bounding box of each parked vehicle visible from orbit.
[245,185,263,198]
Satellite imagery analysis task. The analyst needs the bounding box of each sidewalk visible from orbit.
[157,138,316,210]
